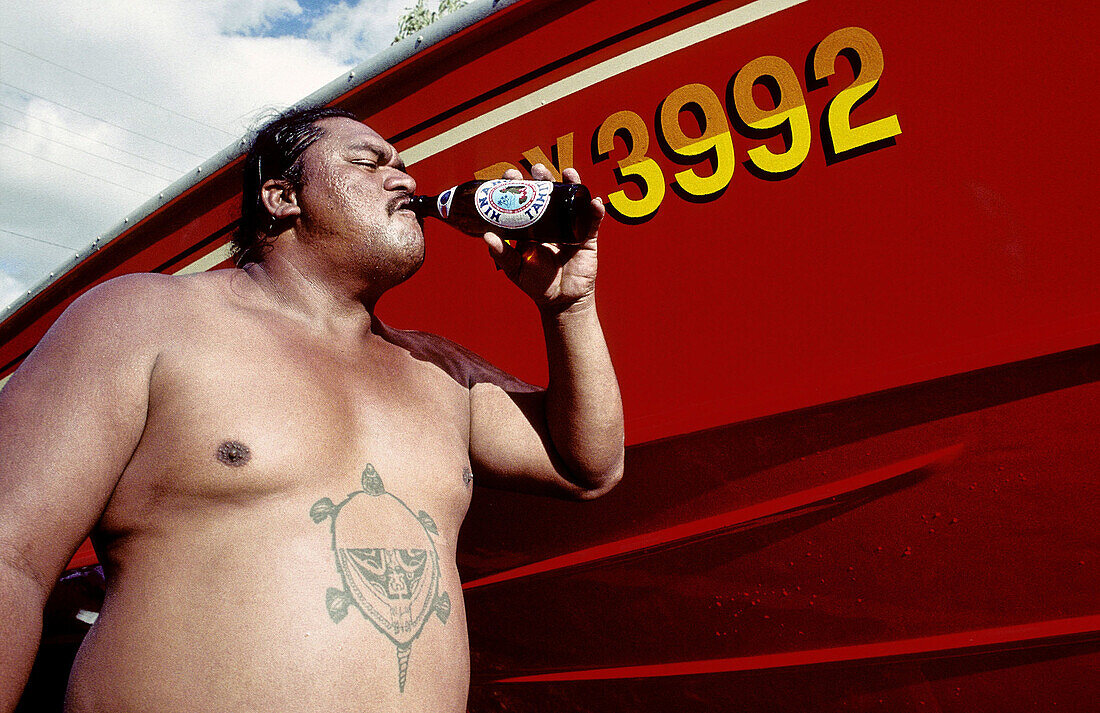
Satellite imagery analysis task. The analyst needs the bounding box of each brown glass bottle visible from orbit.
[409,179,592,244]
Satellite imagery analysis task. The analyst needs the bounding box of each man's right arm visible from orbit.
[0,275,161,712]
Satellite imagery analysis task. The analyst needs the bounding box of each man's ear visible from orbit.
[260,178,302,222]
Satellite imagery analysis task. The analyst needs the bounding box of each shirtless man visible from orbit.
[0,106,624,712]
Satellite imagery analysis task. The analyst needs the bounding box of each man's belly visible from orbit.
[66,528,470,713]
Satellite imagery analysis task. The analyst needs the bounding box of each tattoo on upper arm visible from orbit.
[310,463,450,693]
[216,440,251,467]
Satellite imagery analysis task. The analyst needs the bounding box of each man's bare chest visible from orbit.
[106,330,473,532]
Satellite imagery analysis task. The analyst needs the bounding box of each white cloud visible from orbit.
[307,0,411,63]
[0,263,28,310]
[216,0,304,33]
[0,0,414,313]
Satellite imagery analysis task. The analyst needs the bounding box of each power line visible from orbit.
[0,83,210,158]
[2,120,177,181]
[0,228,78,252]
[0,40,234,136]
[0,142,147,195]
[0,101,189,173]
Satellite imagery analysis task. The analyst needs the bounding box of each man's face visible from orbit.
[293,118,423,286]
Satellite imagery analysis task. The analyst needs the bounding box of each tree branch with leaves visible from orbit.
[393,0,468,43]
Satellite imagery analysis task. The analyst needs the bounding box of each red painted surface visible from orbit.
[3,1,1097,711]
[385,0,1099,445]
[463,444,964,590]
[462,364,1099,709]
[495,615,1100,682]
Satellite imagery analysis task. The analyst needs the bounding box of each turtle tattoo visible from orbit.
[310,463,451,692]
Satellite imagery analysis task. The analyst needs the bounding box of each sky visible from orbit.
[0,0,445,313]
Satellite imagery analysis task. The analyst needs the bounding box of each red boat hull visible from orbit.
[4,1,1097,710]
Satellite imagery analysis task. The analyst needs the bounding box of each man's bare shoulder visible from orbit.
[58,270,243,337]
[9,271,251,383]
[79,270,240,304]
[37,273,163,351]
[379,324,538,393]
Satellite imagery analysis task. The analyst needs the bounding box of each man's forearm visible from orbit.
[540,298,625,494]
[0,563,47,713]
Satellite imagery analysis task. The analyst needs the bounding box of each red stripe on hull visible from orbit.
[497,615,1100,682]
[463,444,963,589]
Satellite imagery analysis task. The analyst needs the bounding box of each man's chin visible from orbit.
[388,235,426,283]
[400,251,425,282]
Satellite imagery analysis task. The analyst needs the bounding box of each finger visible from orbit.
[561,166,581,184]
[483,230,506,259]
[503,167,523,180]
[577,196,604,246]
[591,195,605,219]
[529,163,554,182]
[483,232,523,274]
[590,195,606,228]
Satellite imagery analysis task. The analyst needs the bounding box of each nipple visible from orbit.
[216,440,252,467]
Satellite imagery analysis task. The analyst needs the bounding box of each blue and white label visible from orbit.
[437,187,456,220]
[474,180,553,229]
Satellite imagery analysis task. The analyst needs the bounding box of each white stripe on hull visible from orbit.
[401,0,808,165]
[174,243,234,275]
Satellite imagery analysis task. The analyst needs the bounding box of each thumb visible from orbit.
[482,232,515,273]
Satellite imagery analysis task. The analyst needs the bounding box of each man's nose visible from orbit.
[386,170,416,195]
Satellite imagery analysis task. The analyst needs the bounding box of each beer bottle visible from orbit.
[409,179,593,244]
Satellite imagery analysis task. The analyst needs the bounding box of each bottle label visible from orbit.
[474,180,554,229]
[437,186,456,220]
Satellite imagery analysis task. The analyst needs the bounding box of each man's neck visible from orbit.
[242,251,379,338]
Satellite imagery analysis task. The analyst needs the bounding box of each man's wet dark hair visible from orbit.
[235,105,359,265]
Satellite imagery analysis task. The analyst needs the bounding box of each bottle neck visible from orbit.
[408,194,437,220]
